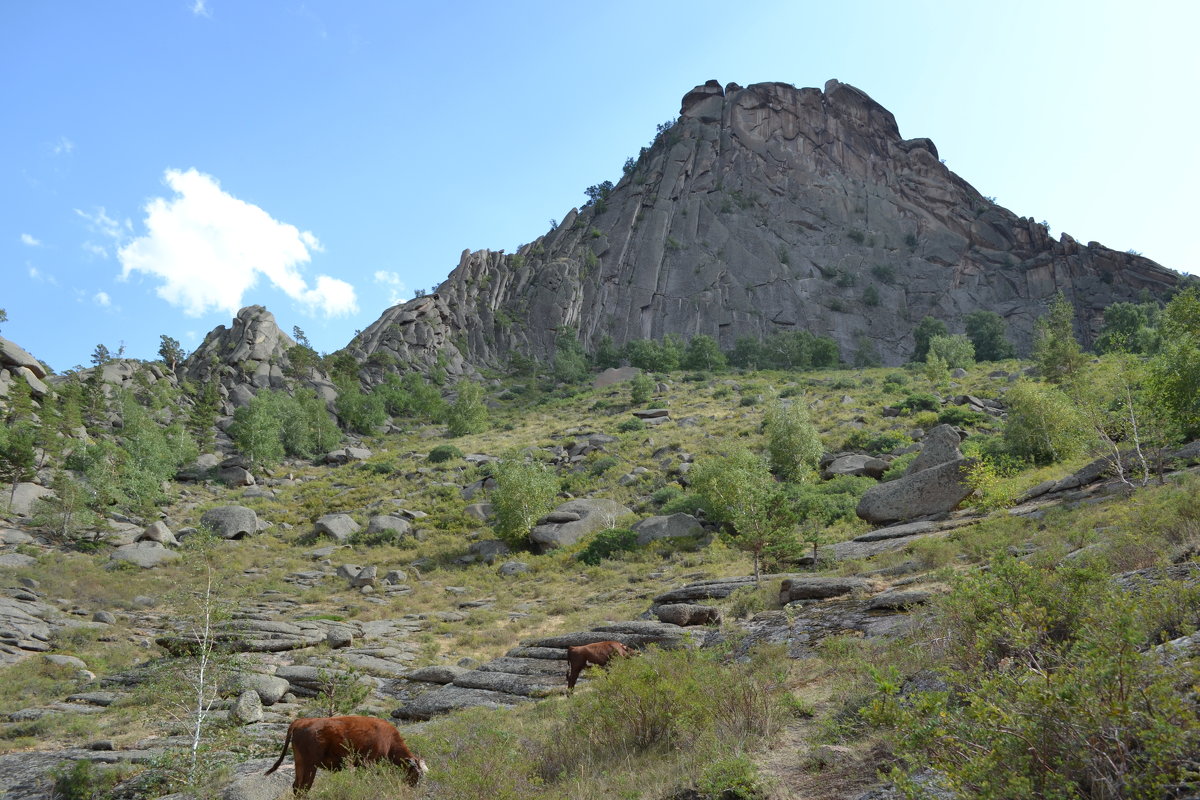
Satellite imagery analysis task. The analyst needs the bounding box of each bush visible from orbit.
[427,444,464,464]
[577,528,639,565]
[490,459,559,547]
[789,476,874,526]
[334,384,387,435]
[965,310,1015,361]
[841,429,911,455]
[899,392,939,412]
[867,559,1200,799]
[616,418,645,433]
[629,372,654,406]
[659,492,707,516]
[926,334,974,368]
[1033,292,1085,383]
[763,401,822,482]
[937,405,990,427]
[1003,381,1088,465]
[446,380,488,437]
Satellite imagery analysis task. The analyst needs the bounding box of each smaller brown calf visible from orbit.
[565,640,637,692]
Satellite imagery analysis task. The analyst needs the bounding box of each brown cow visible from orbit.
[265,715,428,793]
[566,640,637,692]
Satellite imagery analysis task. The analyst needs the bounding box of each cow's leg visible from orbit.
[293,753,316,795]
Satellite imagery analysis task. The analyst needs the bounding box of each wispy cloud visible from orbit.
[191,0,211,18]
[94,291,111,307]
[20,233,41,247]
[118,168,358,318]
[28,265,59,286]
[373,270,410,305]
[75,206,128,259]
[52,136,74,156]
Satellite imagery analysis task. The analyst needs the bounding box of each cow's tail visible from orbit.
[264,722,294,775]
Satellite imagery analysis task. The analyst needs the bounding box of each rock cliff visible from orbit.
[179,305,338,415]
[352,79,1181,376]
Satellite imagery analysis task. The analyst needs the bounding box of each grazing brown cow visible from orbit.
[264,715,428,793]
[565,640,637,692]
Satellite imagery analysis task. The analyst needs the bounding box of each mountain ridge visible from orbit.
[347,78,1180,382]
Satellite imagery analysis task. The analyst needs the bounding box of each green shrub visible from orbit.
[841,429,912,455]
[659,492,707,516]
[763,401,823,482]
[882,371,908,389]
[695,753,765,799]
[867,559,1200,799]
[937,405,990,427]
[427,444,464,464]
[334,384,388,435]
[899,392,939,412]
[490,459,559,547]
[50,758,129,800]
[879,452,917,481]
[1003,381,1088,465]
[789,476,874,526]
[616,418,645,433]
[630,372,654,406]
[588,456,619,476]
[577,528,639,565]
[446,381,488,437]
[926,334,975,368]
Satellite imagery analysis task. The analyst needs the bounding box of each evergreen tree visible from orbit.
[1033,293,1085,383]
[964,310,1015,361]
[0,423,37,510]
[552,327,589,384]
[592,335,621,370]
[629,372,654,406]
[912,316,948,362]
[158,335,186,371]
[1148,287,1200,439]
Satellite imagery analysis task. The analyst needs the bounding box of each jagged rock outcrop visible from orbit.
[179,305,338,415]
[0,336,50,399]
[350,79,1181,375]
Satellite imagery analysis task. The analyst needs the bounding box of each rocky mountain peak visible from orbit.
[345,78,1179,377]
[181,305,336,415]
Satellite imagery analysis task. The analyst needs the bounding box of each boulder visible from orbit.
[5,483,54,517]
[223,672,290,705]
[855,459,973,525]
[905,424,963,475]
[632,513,704,545]
[779,577,871,602]
[654,603,722,626]
[232,689,263,724]
[529,499,631,551]
[464,502,493,521]
[405,665,468,684]
[324,447,372,465]
[110,542,181,568]
[498,560,530,576]
[468,539,511,565]
[592,366,641,389]
[0,336,48,378]
[365,514,413,541]
[176,453,220,481]
[857,425,972,525]
[821,454,889,480]
[313,513,360,543]
[199,506,258,539]
[136,521,178,546]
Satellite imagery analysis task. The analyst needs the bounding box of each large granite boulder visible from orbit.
[0,337,48,379]
[632,513,704,545]
[110,542,181,568]
[199,506,259,539]
[529,499,631,551]
[313,513,359,543]
[856,426,973,524]
[5,483,54,517]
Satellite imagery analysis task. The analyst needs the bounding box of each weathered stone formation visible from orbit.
[0,336,50,400]
[344,290,474,387]
[179,305,338,415]
[350,79,1180,374]
[856,424,973,524]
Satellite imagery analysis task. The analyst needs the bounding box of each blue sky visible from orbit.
[3,0,1197,372]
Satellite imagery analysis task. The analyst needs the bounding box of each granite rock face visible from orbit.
[179,305,339,415]
[346,79,1180,379]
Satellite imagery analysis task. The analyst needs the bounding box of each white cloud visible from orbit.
[20,233,41,246]
[191,0,211,17]
[52,137,74,156]
[373,270,410,305]
[94,291,111,307]
[76,207,128,259]
[118,168,358,318]
[28,265,59,286]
